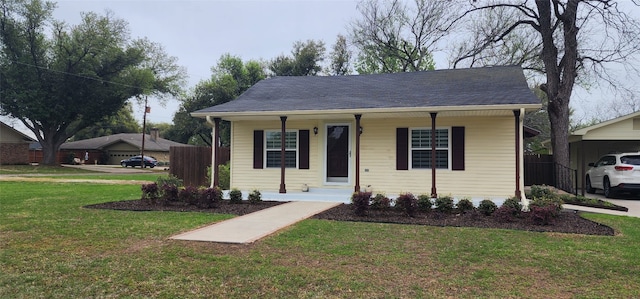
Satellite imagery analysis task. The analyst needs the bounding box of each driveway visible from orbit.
[63,164,160,174]
[582,190,640,218]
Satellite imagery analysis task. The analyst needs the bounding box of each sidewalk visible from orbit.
[170,201,341,244]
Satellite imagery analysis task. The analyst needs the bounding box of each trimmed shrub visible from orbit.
[229,188,243,203]
[434,195,454,213]
[502,197,523,216]
[248,189,262,204]
[529,197,563,214]
[141,183,159,203]
[198,187,222,208]
[528,185,559,200]
[529,204,559,225]
[156,175,183,188]
[351,191,372,216]
[456,198,474,214]
[371,193,391,210]
[160,183,179,202]
[395,193,418,217]
[493,206,517,222]
[417,194,433,212]
[478,199,497,216]
[179,185,200,205]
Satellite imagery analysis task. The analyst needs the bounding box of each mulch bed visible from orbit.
[313,204,615,236]
[86,200,615,236]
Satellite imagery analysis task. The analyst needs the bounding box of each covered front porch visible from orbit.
[209,108,527,201]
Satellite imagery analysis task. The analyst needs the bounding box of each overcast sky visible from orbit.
[53,0,363,125]
[3,0,638,137]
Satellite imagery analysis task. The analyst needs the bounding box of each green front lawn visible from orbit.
[1,181,640,298]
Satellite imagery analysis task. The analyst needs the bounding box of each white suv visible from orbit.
[586,152,640,198]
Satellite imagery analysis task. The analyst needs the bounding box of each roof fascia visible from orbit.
[191,104,542,119]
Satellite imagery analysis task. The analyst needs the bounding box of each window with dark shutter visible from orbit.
[299,130,310,169]
[396,128,409,170]
[451,126,465,170]
[253,130,263,169]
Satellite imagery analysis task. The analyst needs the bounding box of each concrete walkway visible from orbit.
[170,201,341,244]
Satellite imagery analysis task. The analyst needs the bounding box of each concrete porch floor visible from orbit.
[222,188,510,207]
[223,188,354,203]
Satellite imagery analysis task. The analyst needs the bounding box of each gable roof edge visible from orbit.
[192,103,542,119]
[571,110,640,136]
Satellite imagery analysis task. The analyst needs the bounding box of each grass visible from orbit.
[0,165,169,182]
[2,180,640,297]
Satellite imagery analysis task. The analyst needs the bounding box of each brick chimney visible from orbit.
[150,128,159,141]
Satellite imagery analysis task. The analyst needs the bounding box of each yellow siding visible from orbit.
[358,116,515,198]
[584,118,640,140]
[230,116,517,198]
[231,120,322,192]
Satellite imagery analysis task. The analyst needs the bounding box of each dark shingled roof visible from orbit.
[60,133,189,151]
[193,66,539,115]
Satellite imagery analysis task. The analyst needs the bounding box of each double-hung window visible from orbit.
[410,128,449,169]
[265,130,297,168]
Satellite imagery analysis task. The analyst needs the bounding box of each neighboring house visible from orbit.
[60,129,189,165]
[192,66,541,199]
[568,111,640,194]
[0,121,36,165]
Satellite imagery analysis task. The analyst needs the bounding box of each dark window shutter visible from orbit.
[452,126,465,170]
[253,130,264,169]
[396,128,409,170]
[299,130,310,169]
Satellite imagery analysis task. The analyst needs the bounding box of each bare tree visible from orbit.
[349,0,456,73]
[606,89,640,119]
[452,0,640,183]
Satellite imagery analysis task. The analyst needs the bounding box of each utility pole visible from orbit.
[140,96,149,168]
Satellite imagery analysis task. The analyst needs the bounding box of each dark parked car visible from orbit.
[120,155,158,168]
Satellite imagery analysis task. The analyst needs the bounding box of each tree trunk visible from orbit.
[548,94,572,191]
[537,0,579,193]
[40,140,60,166]
[38,128,69,166]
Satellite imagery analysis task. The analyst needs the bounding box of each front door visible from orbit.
[326,124,350,183]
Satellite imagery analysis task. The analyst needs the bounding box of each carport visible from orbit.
[570,111,640,195]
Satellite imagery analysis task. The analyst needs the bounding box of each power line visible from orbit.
[7,59,148,90]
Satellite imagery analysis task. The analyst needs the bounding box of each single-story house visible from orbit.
[0,121,36,165]
[60,129,188,165]
[569,111,640,194]
[191,66,541,200]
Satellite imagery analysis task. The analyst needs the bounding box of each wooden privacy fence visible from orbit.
[524,154,554,186]
[170,146,230,187]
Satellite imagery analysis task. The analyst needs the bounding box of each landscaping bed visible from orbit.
[88,198,615,236]
[563,197,629,212]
